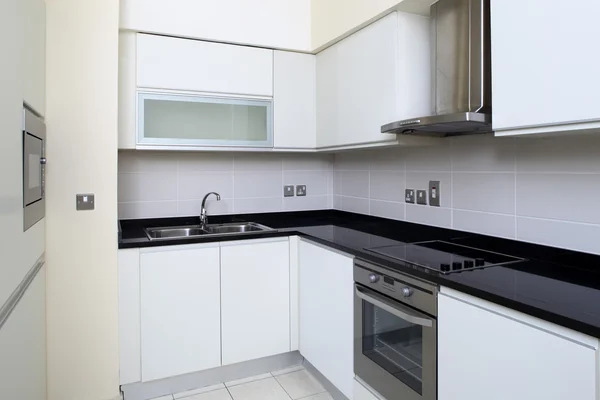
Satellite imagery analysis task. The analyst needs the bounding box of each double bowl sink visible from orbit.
[145,222,274,241]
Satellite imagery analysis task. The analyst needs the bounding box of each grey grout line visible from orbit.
[272,372,294,400]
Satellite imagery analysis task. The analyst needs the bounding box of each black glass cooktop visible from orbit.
[366,240,525,274]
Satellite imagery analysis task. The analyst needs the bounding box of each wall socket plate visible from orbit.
[296,185,307,197]
[417,190,427,205]
[284,185,295,197]
[405,189,415,203]
[429,180,440,207]
[76,193,95,211]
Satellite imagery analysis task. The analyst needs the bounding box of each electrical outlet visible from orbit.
[429,180,440,207]
[284,185,295,197]
[296,185,307,197]
[405,189,415,203]
[417,190,427,205]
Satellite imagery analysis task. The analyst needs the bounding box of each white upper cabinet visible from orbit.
[316,12,432,149]
[120,0,312,52]
[491,0,600,136]
[137,34,273,96]
[220,239,291,365]
[438,287,598,400]
[299,240,354,399]
[274,51,317,150]
[22,0,46,115]
[140,245,221,382]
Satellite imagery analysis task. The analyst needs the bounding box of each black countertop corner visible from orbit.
[119,210,600,339]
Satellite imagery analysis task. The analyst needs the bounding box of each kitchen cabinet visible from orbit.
[118,249,141,385]
[22,0,46,115]
[221,238,291,365]
[299,239,354,399]
[273,51,317,150]
[137,34,273,96]
[140,244,221,382]
[316,12,431,149]
[438,287,598,400]
[491,0,600,136]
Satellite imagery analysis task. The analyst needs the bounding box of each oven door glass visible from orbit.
[23,132,43,206]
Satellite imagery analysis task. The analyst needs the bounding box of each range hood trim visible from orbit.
[381,112,492,136]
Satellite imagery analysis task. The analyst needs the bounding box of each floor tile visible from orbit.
[271,365,305,377]
[227,377,291,400]
[174,383,227,399]
[274,370,325,399]
[301,393,333,400]
[181,388,232,400]
[225,372,272,387]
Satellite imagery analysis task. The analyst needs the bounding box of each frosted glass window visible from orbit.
[138,92,272,147]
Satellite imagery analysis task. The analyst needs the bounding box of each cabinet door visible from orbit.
[137,34,273,96]
[299,240,354,399]
[221,239,290,365]
[336,13,400,147]
[491,0,600,134]
[140,245,221,382]
[438,290,597,400]
[137,91,273,148]
[274,51,316,149]
[316,44,340,148]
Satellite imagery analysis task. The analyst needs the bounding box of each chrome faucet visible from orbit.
[200,192,221,226]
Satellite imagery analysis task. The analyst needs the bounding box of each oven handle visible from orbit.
[355,286,433,328]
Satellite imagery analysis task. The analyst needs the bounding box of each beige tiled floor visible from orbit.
[152,365,332,400]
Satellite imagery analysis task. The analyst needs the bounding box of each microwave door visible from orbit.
[23,133,43,206]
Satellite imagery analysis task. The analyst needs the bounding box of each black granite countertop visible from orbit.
[119,210,600,338]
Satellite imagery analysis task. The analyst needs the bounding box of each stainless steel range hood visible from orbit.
[382,0,492,137]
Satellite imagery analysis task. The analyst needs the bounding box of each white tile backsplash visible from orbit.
[118,151,333,219]
[452,172,515,214]
[333,133,600,254]
[119,133,600,255]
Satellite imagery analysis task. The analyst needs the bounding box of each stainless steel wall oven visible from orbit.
[354,259,438,400]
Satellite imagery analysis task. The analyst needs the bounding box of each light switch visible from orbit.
[76,193,95,211]
[405,189,415,204]
[284,185,295,197]
[417,190,427,205]
[429,180,440,207]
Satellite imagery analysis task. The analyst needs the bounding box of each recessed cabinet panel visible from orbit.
[138,92,273,147]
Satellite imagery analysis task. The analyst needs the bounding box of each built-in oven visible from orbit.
[354,259,438,400]
[22,107,46,231]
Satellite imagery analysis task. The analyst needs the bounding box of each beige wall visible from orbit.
[46,0,120,399]
[311,0,433,50]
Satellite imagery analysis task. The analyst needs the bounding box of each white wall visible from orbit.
[334,134,600,255]
[120,0,312,51]
[46,0,120,399]
[118,151,334,219]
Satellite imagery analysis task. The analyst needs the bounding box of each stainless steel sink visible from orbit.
[146,226,207,240]
[145,222,273,241]
[203,222,272,235]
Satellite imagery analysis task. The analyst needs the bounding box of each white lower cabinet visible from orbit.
[299,240,354,399]
[221,238,291,365]
[140,244,222,382]
[438,287,598,400]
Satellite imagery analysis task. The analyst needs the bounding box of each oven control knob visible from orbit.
[475,258,485,267]
[401,287,413,297]
[368,274,380,283]
[464,260,474,269]
[452,262,463,271]
[440,263,451,272]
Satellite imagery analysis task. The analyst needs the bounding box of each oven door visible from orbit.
[355,284,437,400]
[23,107,46,231]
